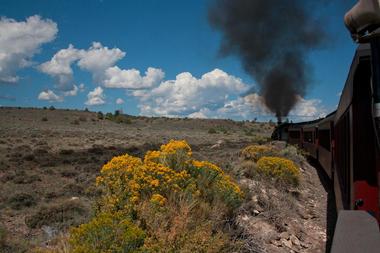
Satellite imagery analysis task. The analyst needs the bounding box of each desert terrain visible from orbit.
[0,107,334,252]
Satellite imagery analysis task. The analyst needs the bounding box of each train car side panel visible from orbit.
[351,55,380,218]
[302,128,318,159]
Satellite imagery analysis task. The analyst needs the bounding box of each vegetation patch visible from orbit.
[69,212,146,253]
[241,145,273,162]
[25,200,88,229]
[0,223,6,247]
[8,193,37,210]
[105,111,132,124]
[65,140,243,252]
[256,156,300,186]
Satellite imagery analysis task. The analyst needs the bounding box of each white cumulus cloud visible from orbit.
[104,66,164,89]
[38,90,62,102]
[0,15,58,83]
[85,86,105,106]
[78,83,85,91]
[116,98,125,104]
[40,42,163,91]
[187,93,327,121]
[39,44,83,91]
[62,84,86,97]
[214,93,269,119]
[78,42,125,82]
[289,96,327,120]
[134,68,249,117]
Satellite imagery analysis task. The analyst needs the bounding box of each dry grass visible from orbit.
[0,107,273,252]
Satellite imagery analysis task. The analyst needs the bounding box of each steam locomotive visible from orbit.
[272,1,380,251]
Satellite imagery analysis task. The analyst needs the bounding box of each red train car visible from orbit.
[334,44,380,217]
[273,44,380,222]
[316,112,335,179]
[272,1,380,251]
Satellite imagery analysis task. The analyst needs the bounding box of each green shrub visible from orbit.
[208,128,217,134]
[250,134,269,145]
[49,106,55,110]
[277,145,306,165]
[25,200,88,229]
[68,140,243,252]
[114,115,131,124]
[240,160,257,179]
[241,145,273,162]
[97,111,104,120]
[105,113,113,120]
[139,197,229,252]
[69,212,145,253]
[0,224,6,247]
[256,156,300,186]
[8,193,37,210]
[71,119,80,125]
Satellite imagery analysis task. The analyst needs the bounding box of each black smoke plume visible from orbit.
[209,0,328,121]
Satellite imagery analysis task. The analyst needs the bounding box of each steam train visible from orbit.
[271,0,380,251]
[272,44,380,220]
[272,42,380,251]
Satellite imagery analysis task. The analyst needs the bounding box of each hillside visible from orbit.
[0,107,334,252]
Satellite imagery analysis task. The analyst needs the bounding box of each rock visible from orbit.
[290,235,300,246]
[281,238,292,248]
[298,209,311,220]
[271,239,282,247]
[41,225,57,240]
[211,140,224,149]
[241,215,250,221]
[280,232,290,240]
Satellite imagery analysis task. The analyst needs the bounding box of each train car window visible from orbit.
[304,131,313,143]
[289,130,300,139]
[335,112,351,209]
[319,129,331,151]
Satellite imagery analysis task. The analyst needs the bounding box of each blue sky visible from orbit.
[0,0,357,121]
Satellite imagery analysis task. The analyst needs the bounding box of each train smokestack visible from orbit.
[208,0,328,121]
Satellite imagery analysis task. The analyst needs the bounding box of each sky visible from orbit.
[0,0,358,121]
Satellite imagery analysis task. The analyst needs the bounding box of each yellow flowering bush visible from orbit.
[96,154,192,212]
[189,160,243,208]
[256,156,300,186]
[69,140,243,252]
[160,139,192,156]
[69,212,145,253]
[150,194,166,206]
[241,145,273,162]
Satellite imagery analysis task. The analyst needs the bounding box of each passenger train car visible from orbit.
[273,44,380,236]
[272,44,380,252]
[272,1,380,251]
[273,45,380,221]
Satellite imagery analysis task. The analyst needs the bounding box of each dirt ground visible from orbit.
[0,107,335,252]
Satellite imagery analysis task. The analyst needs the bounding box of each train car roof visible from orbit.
[276,110,337,130]
[335,43,371,122]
